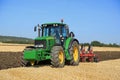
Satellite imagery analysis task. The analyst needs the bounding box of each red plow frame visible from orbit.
[80,45,99,62]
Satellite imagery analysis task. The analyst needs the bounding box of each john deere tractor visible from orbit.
[21,20,80,67]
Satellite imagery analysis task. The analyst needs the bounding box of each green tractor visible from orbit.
[21,20,80,67]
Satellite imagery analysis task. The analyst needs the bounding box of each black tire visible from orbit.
[20,56,30,67]
[51,46,65,68]
[94,56,99,62]
[21,47,36,67]
[86,58,89,62]
[69,41,80,65]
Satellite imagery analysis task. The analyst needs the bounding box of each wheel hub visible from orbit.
[30,61,35,66]
[73,46,78,62]
[59,51,64,64]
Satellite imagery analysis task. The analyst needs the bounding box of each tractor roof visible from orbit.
[41,23,66,27]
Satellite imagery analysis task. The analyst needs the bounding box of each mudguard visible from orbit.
[64,37,79,60]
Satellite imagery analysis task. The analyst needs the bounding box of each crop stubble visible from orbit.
[0,59,120,80]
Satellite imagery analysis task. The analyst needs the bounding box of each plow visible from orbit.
[80,45,99,62]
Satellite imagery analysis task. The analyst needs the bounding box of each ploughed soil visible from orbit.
[0,52,22,70]
[0,51,120,70]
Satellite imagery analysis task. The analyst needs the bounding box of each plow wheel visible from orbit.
[51,46,65,68]
[69,41,80,65]
[94,56,99,62]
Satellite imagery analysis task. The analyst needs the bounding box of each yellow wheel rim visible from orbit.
[59,51,64,64]
[73,46,78,61]
[30,61,35,66]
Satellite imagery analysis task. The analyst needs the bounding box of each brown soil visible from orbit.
[94,51,120,61]
[0,51,120,70]
[0,52,22,70]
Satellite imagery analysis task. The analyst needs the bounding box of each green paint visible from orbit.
[24,49,51,61]
[35,36,54,40]
[64,37,72,60]
[24,36,55,61]
[24,49,40,61]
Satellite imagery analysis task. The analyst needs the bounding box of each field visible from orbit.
[0,43,120,80]
[0,58,120,80]
[0,43,31,52]
[0,43,120,52]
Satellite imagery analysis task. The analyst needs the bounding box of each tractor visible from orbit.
[21,20,80,67]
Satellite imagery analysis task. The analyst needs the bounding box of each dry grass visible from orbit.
[0,43,120,52]
[93,47,120,51]
[0,46,25,52]
[83,46,120,51]
[0,43,32,52]
[0,59,120,80]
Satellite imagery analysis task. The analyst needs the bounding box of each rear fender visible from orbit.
[64,38,79,60]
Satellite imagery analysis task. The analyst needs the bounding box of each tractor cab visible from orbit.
[34,22,71,46]
[41,23,69,44]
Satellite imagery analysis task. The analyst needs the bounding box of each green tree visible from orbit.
[91,41,102,47]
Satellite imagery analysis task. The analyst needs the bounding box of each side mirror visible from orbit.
[34,26,37,32]
[69,32,75,37]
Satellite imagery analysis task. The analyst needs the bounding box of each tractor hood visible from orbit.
[23,36,55,61]
[34,36,55,50]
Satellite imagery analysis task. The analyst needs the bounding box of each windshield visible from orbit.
[42,26,68,38]
[42,26,60,37]
[61,26,67,37]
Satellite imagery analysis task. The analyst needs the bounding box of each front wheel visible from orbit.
[51,46,65,68]
[20,56,30,67]
[69,41,80,65]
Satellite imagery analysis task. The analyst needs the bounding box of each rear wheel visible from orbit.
[69,41,80,65]
[51,46,65,68]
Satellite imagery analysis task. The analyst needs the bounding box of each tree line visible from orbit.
[80,41,120,47]
[0,35,34,44]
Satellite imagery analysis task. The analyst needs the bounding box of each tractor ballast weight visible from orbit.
[21,20,80,67]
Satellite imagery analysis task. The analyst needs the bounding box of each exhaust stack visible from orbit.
[34,24,41,37]
[38,24,41,37]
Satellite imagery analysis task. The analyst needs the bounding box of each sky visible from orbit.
[0,0,120,44]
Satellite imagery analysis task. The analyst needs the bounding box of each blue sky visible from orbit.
[0,0,120,44]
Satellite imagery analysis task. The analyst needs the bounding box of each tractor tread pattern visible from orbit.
[51,46,65,68]
[69,41,80,65]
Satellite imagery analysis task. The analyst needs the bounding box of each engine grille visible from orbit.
[35,40,46,49]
